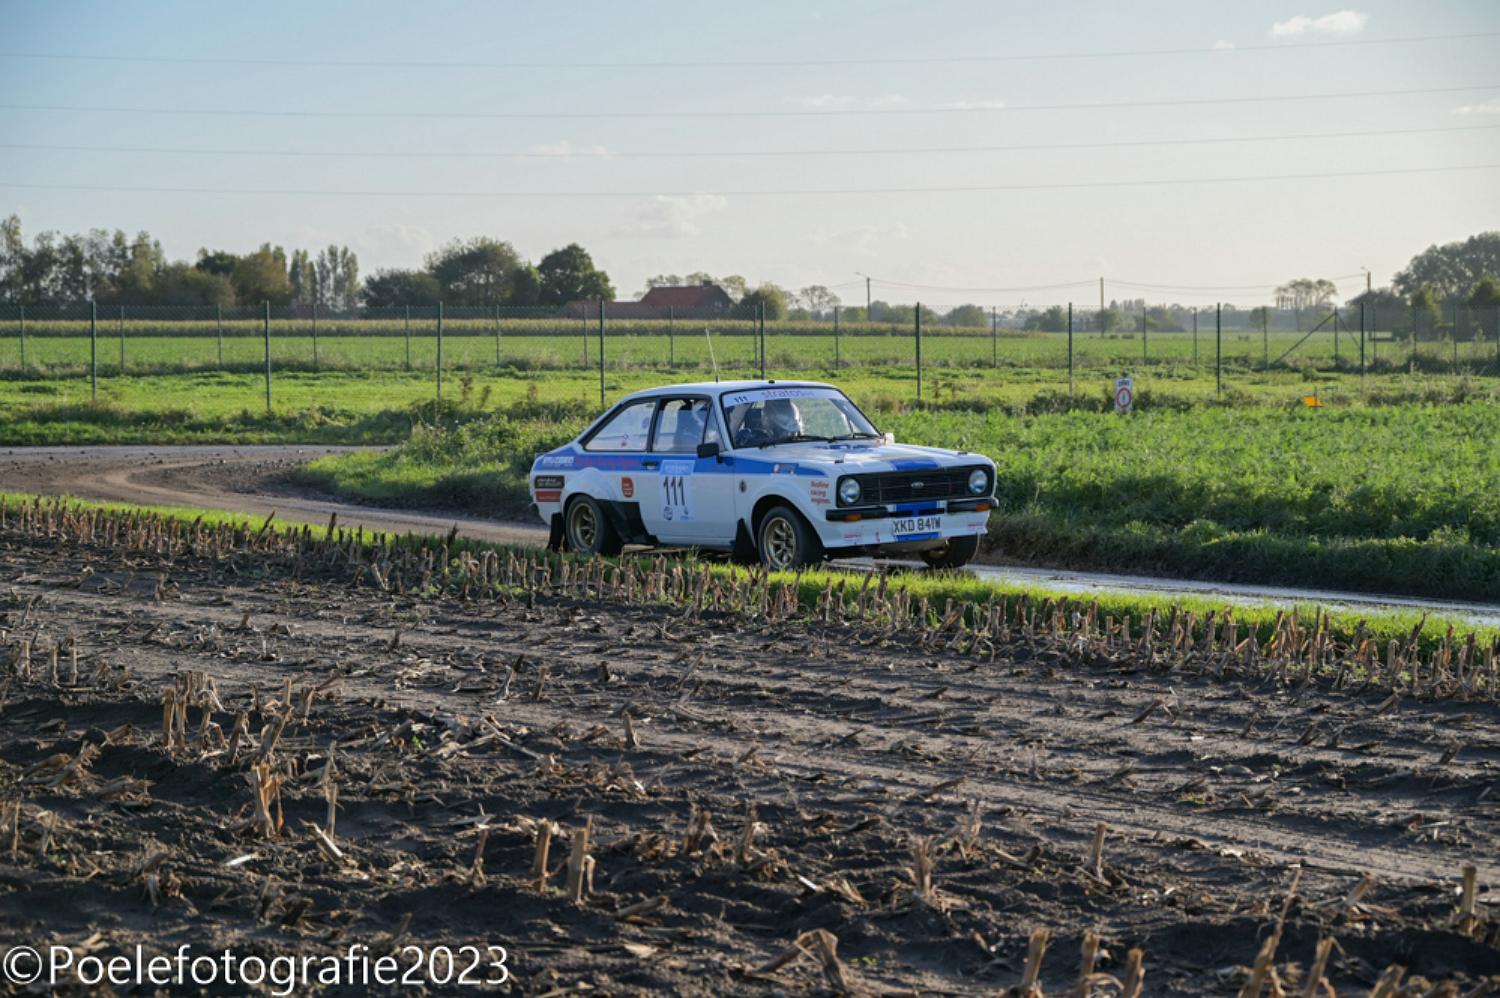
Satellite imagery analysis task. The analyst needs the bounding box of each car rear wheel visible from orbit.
[756,505,821,571]
[565,495,622,556]
[919,534,979,570]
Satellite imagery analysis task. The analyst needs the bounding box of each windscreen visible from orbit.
[720,386,879,449]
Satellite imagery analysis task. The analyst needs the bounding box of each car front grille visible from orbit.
[854,466,986,504]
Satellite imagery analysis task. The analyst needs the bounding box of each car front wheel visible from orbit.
[565,495,623,556]
[919,534,979,570]
[756,505,821,571]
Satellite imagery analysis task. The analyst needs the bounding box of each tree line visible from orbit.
[2,215,1495,332]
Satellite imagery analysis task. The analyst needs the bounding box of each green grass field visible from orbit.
[4,318,1496,378]
[290,385,1500,602]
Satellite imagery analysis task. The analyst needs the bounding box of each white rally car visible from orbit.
[530,381,995,571]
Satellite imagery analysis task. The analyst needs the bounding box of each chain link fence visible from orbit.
[2,300,1497,410]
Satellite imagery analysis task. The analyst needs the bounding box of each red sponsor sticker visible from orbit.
[621,476,634,498]
[535,490,562,503]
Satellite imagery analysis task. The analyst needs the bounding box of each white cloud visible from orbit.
[526,140,612,158]
[621,194,727,238]
[793,94,909,109]
[807,222,912,255]
[1211,39,1236,50]
[1270,10,1367,37]
[1451,98,1500,115]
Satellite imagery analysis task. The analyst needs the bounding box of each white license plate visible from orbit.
[891,515,941,534]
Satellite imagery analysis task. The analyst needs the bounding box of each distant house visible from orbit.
[639,282,734,314]
[558,281,734,319]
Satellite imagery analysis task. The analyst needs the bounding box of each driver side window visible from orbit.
[651,398,713,453]
[584,400,656,452]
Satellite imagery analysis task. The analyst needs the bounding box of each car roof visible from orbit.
[619,380,835,402]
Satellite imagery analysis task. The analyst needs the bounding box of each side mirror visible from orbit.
[881,432,896,445]
[696,441,721,460]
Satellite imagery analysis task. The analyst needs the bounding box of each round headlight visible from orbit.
[968,469,989,495]
[838,478,862,505]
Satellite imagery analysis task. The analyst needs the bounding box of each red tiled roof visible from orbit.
[639,285,733,310]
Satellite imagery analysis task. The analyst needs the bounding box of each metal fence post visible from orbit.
[436,301,445,402]
[311,300,319,372]
[1141,309,1148,366]
[494,303,502,366]
[1215,302,1222,396]
[598,299,606,407]
[90,300,98,400]
[16,302,24,371]
[118,305,125,372]
[668,306,674,369]
[262,301,272,414]
[1371,304,1378,366]
[833,304,840,369]
[580,303,588,368]
[1262,307,1269,370]
[758,303,766,379]
[1192,307,1198,366]
[1359,300,1366,378]
[404,305,412,372]
[1067,302,1074,393]
[215,303,223,369]
[915,302,923,404]
[991,306,998,367]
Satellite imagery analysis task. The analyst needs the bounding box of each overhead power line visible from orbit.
[1,83,1495,121]
[0,31,1494,69]
[2,162,1495,199]
[4,124,1496,162]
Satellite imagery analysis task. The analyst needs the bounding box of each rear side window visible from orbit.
[585,399,656,452]
[651,398,712,453]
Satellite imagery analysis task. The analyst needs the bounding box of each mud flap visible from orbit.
[546,513,565,552]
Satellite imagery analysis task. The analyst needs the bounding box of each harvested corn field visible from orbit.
[1,499,1497,995]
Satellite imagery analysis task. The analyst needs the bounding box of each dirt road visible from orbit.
[1,509,1496,993]
[6,444,1500,627]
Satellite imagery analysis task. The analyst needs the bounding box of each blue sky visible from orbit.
[2,0,1497,308]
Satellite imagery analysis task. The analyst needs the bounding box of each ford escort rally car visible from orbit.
[530,381,995,571]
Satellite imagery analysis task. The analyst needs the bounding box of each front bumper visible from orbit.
[819,500,992,550]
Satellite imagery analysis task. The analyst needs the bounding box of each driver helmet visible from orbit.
[763,398,803,439]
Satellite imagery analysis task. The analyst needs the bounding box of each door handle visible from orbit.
[641,460,660,470]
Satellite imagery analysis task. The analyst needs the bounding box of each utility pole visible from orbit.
[866,276,872,318]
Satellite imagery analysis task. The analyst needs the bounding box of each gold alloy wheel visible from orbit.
[567,499,599,551]
[762,515,798,570]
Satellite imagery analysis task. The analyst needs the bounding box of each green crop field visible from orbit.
[3,315,1496,378]
[291,384,1500,603]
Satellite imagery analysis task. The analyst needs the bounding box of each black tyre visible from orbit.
[564,495,623,556]
[919,534,980,570]
[756,505,822,571]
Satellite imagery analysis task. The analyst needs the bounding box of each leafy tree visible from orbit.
[155,263,236,306]
[1394,232,1500,301]
[1410,286,1441,339]
[944,304,987,328]
[231,244,293,306]
[1023,305,1068,332]
[643,274,682,292]
[195,249,240,277]
[1095,308,1127,333]
[732,283,787,320]
[838,305,867,322]
[537,243,614,305]
[288,250,313,305]
[310,245,359,311]
[360,268,442,308]
[795,285,840,316]
[718,274,749,300]
[425,237,526,306]
[683,271,715,286]
[1470,276,1500,341]
[511,263,541,306]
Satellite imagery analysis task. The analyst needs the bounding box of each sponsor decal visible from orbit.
[621,476,634,499]
[721,386,843,407]
[533,475,565,490]
[808,479,831,506]
[535,490,561,503]
[538,454,575,468]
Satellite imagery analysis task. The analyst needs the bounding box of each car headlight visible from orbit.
[968,468,989,495]
[838,478,862,505]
